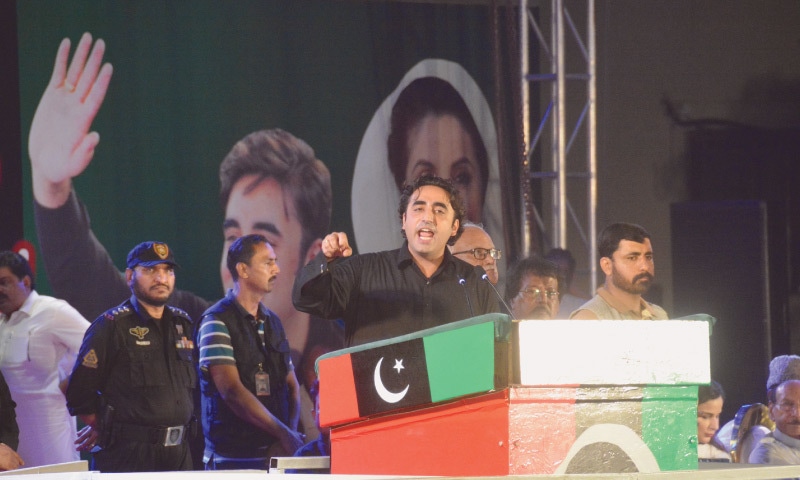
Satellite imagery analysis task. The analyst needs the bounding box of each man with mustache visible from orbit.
[570,223,667,320]
[504,256,561,320]
[748,355,800,464]
[750,379,800,464]
[293,175,499,347]
[0,251,88,467]
[66,242,196,472]
[197,234,303,469]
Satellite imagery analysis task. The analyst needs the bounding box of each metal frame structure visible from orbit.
[520,0,598,291]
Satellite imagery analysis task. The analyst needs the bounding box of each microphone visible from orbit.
[475,266,517,321]
[458,278,474,317]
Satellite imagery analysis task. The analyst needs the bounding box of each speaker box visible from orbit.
[671,201,772,423]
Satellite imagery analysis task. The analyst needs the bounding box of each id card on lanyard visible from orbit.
[255,319,270,396]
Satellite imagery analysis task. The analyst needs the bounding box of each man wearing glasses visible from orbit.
[750,379,800,464]
[450,222,501,285]
[504,257,561,320]
[570,223,668,320]
[749,355,800,464]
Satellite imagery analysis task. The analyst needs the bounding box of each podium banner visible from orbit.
[317,313,509,426]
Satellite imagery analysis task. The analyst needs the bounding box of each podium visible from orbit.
[316,315,709,476]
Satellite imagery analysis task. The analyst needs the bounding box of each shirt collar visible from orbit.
[0,290,38,322]
[596,285,657,319]
[396,241,457,277]
[774,427,800,448]
[18,290,39,315]
[130,295,155,321]
[226,289,268,321]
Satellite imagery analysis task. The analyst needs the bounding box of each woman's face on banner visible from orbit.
[404,113,484,223]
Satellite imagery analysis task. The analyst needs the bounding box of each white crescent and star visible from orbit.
[373,357,410,403]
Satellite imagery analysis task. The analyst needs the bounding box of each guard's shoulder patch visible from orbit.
[82,349,99,369]
[168,306,192,321]
[104,305,132,321]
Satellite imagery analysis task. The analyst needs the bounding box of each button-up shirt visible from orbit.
[292,243,499,347]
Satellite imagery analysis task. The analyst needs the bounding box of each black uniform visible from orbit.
[0,372,19,450]
[66,296,196,472]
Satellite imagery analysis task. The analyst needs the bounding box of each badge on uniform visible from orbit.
[174,324,193,349]
[130,326,150,345]
[82,349,99,369]
[175,337,194,349]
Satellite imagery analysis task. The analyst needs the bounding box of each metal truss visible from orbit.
[520,0,598,291]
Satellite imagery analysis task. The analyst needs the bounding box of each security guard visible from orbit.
[66,241,196,472]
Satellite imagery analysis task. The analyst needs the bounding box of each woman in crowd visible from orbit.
[697,380,732,462]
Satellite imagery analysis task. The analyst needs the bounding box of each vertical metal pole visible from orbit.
[554,0,567,249]
[520,0,531,256]
[587,0,598,292]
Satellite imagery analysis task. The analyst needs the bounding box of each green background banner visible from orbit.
[17,1,502,300]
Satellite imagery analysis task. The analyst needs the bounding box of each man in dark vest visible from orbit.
[197,234,304,470]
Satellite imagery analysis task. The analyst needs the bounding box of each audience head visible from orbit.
[697,380,725,445]
[0,251,35,315]
[770,379,800,440]
[450,222,501,284]
[767,355,800,401]
[545,247,576,291]
[598,223,652,259]
[505,256,560,319]
[598,222,654,295]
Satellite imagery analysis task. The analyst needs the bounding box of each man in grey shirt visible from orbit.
[570,223,667,320]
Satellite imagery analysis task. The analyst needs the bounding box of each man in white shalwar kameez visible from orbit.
[0,251,89,467]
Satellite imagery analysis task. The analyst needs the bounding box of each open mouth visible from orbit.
[417,228,435,240]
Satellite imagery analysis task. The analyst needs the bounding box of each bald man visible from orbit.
[449,222,501,285]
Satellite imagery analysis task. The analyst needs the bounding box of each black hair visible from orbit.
[397,175,466,246]
[387,76,489,203]
[698,380,725,404]
[227,234,269,281]
[598,223,651,259]
[0,251,35,290]
[219,129,331,272]
[504,256,560,304]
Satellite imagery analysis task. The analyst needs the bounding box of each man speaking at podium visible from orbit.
[293,175,499,347]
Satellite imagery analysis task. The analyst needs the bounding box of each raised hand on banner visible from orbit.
[29,32,113,209]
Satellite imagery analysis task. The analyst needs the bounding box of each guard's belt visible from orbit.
[113,422,189,447]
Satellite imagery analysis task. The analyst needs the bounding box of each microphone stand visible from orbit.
[475,266,517,321]
[458,278,474,317]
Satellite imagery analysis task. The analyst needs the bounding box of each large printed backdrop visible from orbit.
[18,1,509,300]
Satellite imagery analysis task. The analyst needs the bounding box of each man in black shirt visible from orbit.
[293,175,499,347]
[0,372,22,471]
[66,242,196,472]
